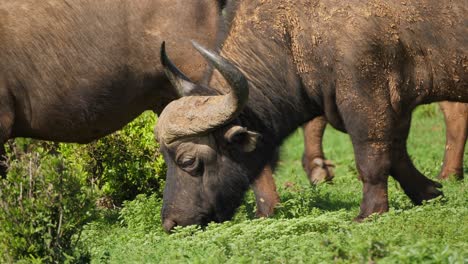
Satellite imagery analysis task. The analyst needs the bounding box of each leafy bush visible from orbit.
[60,111,166,205]
[0,141,95,263]
[0,111,166,262]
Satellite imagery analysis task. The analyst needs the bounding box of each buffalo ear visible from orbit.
[224,126,260,152]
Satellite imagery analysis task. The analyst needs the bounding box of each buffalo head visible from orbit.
[156,42,265,232]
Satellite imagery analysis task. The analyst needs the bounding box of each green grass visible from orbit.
[79,104,468,263]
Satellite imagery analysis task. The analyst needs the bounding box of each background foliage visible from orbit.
[0,141,95,263]
[0,111,166,263]
[59,111,166,205]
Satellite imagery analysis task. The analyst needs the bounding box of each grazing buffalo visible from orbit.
[157,0,467,231]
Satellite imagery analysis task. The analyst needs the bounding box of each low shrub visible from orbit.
[0,141,95,263]
[0,111,166,262]
[60,111,166,205]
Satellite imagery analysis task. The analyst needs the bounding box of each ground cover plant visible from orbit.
[77,104,467,263]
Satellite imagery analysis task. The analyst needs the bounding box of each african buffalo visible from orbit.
[157,0,467,231]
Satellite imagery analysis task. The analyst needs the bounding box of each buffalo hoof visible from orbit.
[255,196,279,218]
[353,212,385,223]
[353,214,371,222]
[305,158,335,185]
[355,193,389,222]
[407,179,443,205]
[163,219,177,234]
[437,169,463,181]
[354,207,388,222]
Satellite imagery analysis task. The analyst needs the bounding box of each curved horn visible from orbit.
[156,42,250,144]
[191,41,249,116]
[160,41,197,97]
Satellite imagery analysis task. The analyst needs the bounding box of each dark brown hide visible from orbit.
[261,101,466,217]
[0,0,221,175]
[0,0,219,144]
[219,1,467,221]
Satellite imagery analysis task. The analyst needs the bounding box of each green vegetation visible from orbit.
[0,141,95,263]
[59,111,166,205]
[0,112,165,262]
[1,105,467,263]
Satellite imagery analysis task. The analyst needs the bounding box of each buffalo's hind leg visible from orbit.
[438,102,467,180]
[302,116,335,185]
[390,116,443,205]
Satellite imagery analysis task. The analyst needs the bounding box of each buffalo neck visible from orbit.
[208,32,319,148]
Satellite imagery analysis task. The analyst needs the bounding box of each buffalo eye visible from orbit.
[177,156,202,176]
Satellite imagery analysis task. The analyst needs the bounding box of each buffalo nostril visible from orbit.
[162,218,177,233]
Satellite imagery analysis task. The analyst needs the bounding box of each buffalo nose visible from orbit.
[163,218,177,233]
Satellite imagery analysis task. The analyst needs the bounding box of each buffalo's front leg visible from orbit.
[339,97,395,220]
[390,116,443,204]
[438,102,467,180]
[351,141,391,220]
[251,164,280,217]
[302,116,335,185]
